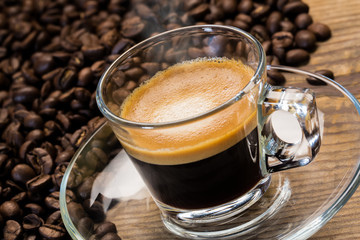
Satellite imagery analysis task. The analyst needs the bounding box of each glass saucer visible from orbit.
[60,66,360,240]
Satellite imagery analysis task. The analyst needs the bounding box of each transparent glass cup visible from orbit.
[96,25,321,238]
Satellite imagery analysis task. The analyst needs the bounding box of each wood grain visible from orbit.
[304,0,360,239]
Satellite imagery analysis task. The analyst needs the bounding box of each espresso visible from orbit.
[119,58,263,209]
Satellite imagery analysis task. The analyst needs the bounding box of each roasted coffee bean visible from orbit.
[26,174,52,193]
[0,201,22,219]
[95,221,118,238]
[32,53,55,75]
[306,69,334,85]
[53,163,68,188]
[77,176,95,200]
[222,0,238,15]
[282,1,309,18]
[24,203,44,216]
[121,16,145,39]
[0,72,10,89]
[78,217,94,237]
[11,192,27,204]
[308,22,332,41]
[266,11,283,35]
[67,202,87,225]
[69,51,85,68]
[46,210,62,225]
[55,149,74,165]
[267,69,286,85]
[237,0,253,14]
[11,164,36,185]
[23,113,43,129]
[286,48,310,65]
[78,67,93,87]
[12,86,39,104]
[251,4,270,20]
[91,60,107,78]
[23,214,43,230]
[295,30,317,51]
[39,224,66,239]
[0,154,14,178]
[53,67,77,91]
[32,148,53,175]
[250,25,269,43]
[25,129,44,143]
[280,20,296,33]
[83,199,105,222]
[3,220,22,240]
[0,108,9,128]
[189,4,210,20]
[272,31,294,49]
[44,191,61,210]
[295,13,313,29]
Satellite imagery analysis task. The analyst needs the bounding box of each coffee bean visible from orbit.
[286,48,310,65]
[26,174,52,193]
[267,69,286,85]
[95,221,118,238]
[32,53,55,75]
[0,201,22,219]
[78,67,94,87]
[280,20,296,33]
[44,191,61,210]
[121,16,145,39]
[11,164,36,185]
[306,69,334,85]
[189,4,210,20]
[83,199,105,222]
[46,210,63,225]
[308,22,332,41]
[250,25,269,43]
[3,220,22,240]
[12,86,39,104]
[112,88,130,105]
[53,163,68,188]
[38,224,66,239]
[251,4,270,20]
[266,11,283,35]
[282,1,309,18]
[295,13,313,29]
[25,129,45,143]
[295,30,317,51]
[222,0,238,15]
[272,31,294,49]
[55,149,74,165]
[78,217,94,237]
[24,113,43,129]
[237,0,253,14]
[22,214,43,230]
[67,202,87,225]
[24,203,44,216]
[53,67,77,91]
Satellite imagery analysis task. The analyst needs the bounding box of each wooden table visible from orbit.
[303,0,360,239]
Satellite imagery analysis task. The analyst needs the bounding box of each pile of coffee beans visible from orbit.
[0,0,332,239]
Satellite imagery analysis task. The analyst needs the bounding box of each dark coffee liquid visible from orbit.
[119,58,262,210]
[128,128,262,209]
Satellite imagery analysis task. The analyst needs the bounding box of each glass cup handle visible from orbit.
[258,85,322,173]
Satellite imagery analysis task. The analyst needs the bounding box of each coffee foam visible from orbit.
[118,58,257,165]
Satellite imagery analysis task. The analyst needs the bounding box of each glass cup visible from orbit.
[96,25,321,238]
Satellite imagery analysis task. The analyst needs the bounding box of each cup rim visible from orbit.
[96,24,266,128]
